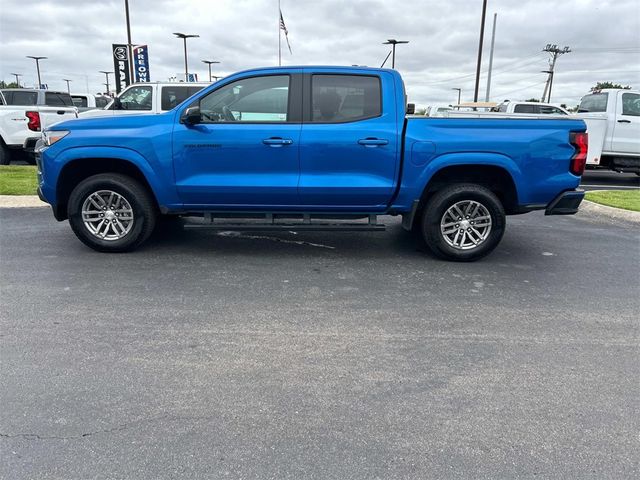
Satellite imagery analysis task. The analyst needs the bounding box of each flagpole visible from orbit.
[278,0,281,66]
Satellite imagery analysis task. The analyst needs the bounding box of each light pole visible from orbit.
[63,79,72,93]
[452,88,462,105]
[100,71,113,94]
[202,60,220,82]
[10,73,22,87]
[26,56,47,88]
[124,0,134,83]
[382,39,409,69]
[173,32,199,82]
[473,0,488,102]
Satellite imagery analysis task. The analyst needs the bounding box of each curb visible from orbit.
[0,195,48,208]
[579,200,640,224]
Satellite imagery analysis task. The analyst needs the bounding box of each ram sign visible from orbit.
[112,44,131,93]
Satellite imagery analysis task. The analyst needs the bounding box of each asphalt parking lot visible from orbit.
[580,170,640,191]
[1,204,638,479]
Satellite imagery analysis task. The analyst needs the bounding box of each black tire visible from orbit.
[0,142,11,165]
[67,173,157,252]
[420,183,505,262]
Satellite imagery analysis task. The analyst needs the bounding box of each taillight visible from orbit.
[25,111,41,131]
[569,131,588,176]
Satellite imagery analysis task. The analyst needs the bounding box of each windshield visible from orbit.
[116,85,153,110]
[578,93,608,113]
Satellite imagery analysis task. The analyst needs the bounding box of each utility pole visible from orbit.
[452,88,462,105]
[124,0,134,83]
[382,39,409,69]
[202,60,220,82]
[63,79,72,93]
[484,13,497,102]
[100,71,113,94]
[541,44,570,103]
[10,73,22,87]
[26,56,47,88]
[473,0,488,102]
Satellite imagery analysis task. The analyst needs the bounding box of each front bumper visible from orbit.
[545,190,585,215]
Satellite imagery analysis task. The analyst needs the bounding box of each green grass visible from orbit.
[585,189,640,212]
[0,165,38,195]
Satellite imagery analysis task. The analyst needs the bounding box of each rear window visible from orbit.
[71,95,88,108]
[96,96,110,108]
[2,90,38,105]
[578,93,608,113]
[311,75,381,123]
[161,86,204,110]
[514,104,536,114]
[45,92,74,107]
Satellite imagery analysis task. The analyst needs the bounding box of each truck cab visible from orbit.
[80,82,209,118]
[577,89,640,174]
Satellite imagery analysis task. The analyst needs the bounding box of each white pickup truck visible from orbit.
[492,101,570,115]
[576,89,640,174]
[0,89,78,165]
[71,93,111,112]
[80,82,209,118]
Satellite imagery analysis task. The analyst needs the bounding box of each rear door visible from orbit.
[160,85,205,112]
[298,71,398,208]
[611,91,640,155]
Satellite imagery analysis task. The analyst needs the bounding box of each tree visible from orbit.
[525,98,540,102]
[0,81,20,89]
[590,81,631,92]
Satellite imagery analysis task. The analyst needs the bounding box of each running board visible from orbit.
[182,213,386,232]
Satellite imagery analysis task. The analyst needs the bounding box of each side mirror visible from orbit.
[406,103,416,115]
[181,106,201,125]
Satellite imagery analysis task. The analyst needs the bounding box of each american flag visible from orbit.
[280,9,292,54]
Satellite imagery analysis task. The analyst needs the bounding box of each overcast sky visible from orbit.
[1,0,639,107]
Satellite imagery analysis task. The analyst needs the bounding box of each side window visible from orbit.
[311,75,381,123]
[621,93,640,117]
[539,105,566,115]
[514,104,536,114]
[6,91,38,105]
[118,86,153,111]
[45,92,67,107]
[161,86,193,111]
[95,96,110,108]
[72,96,88,108]
[199,75,289,122]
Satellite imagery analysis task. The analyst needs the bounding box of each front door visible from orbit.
[173,73,302,207]
[611,91,640,155]
[298,72,398,209]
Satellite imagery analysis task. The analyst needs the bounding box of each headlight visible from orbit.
[43,130,70,146]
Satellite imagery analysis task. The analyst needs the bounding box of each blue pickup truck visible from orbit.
[37,66,588,261]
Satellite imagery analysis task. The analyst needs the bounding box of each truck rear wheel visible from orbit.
[420,184,505,262]
[67,173,157,252]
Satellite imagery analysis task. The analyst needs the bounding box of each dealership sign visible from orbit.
[112,44,131,93]
[133,45,151,83]
[112,43,151,92]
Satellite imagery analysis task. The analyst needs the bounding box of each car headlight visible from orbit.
[43,130,70,146]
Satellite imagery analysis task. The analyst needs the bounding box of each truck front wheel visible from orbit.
[420,184,505,262]
[67,173,157,252]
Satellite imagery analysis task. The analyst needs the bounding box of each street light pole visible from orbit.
[63,79,72,94]
[100,71,113,94]
[10,73,22,87]
[202,60,220,82]
[452,87,462,105]
[174,33,200,82]
[124,0,134,83]
[383,39,409,69]
[26,56,47,88]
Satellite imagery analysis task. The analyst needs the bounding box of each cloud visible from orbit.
[1,0,638,107]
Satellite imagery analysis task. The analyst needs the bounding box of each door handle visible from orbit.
[57,110,66,115]
[617,119,631,123]
[262,137,293,146]
[358,138,389,147]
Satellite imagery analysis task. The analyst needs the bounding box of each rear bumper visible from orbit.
[545,189,584,215]
[23,137,40,153]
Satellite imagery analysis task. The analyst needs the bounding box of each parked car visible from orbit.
[0,89,77,165]
[493,101,570,115]
[71,93,111,112]
[36,66,588,261]
[426,105,454,117]
[576,89,640,174]
[80,82,209,117]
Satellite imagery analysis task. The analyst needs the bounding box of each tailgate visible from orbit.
[38,107,77,129]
